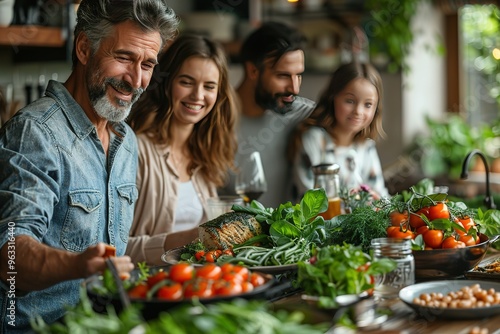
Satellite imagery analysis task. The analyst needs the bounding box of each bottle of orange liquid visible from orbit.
[312,163,342,219]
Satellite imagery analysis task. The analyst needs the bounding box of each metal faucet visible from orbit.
[460,149,496,209]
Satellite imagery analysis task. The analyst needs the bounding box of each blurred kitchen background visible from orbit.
[0,0,499,199]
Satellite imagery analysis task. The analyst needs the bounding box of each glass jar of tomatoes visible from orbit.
[371,237,415,300]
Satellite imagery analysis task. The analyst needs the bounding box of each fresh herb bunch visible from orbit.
[328,206,389,253]
[297,244,396,309]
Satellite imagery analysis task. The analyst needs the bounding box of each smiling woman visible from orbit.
[125,33,239,266]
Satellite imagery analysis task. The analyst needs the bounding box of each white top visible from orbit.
[292,126,389,201]
[173,180,203,232]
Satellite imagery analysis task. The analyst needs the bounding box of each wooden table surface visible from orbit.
[272,251,500,334]
[273,292,500,334]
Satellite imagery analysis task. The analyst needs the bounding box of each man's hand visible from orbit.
[78,243,134,280]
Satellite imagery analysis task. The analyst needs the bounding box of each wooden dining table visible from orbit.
[271,251,500,334]
[272,288,500,334]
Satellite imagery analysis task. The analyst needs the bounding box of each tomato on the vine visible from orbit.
[390,211,408,227]
[409,207,429,229]
[157,282,183,300]
[459,234,478,247]
[427,202,449,221]
[214,280,243,296]
[441,236,466,249]
[169,263,195,283]
[423,229,444,249]
[416,225,429,236]
[458,216,476,232]
[390,228,414,239]
[386,226,398,237]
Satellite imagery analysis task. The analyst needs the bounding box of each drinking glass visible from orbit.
[235,151,267,205]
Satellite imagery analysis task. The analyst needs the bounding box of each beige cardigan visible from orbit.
[126,133,217,265]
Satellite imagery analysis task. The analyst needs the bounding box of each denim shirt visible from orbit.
[0,80,138,333]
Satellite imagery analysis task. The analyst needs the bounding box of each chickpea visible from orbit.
[411,284,500,310]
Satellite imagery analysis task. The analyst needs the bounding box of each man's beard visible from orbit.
[254,79,295,115]
[88,74,144,122]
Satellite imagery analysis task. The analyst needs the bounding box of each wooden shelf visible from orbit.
[0,26,65,48]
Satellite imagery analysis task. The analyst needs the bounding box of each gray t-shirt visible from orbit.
[221,96,315,208]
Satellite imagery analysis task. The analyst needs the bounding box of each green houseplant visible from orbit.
[415,114,496,180]
[363,0,423,73]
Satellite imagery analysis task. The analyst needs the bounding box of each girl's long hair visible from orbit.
[128,34,238,187]
[287,62,385,162]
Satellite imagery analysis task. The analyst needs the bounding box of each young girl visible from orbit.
[126,34,238,265]
[288,62,389,202]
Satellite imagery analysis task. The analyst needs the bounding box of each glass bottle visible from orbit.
[312,163,341,219]
[371,238,415,300]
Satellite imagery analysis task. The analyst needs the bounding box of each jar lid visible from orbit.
[312,163,340,175]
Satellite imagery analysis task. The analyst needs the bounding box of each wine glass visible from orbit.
[235,151,267,205]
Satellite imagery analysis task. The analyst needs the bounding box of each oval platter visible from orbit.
[161,247,298,275]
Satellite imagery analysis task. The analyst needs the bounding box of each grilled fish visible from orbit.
[199,211,262,250]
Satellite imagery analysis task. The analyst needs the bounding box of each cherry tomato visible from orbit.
[231,265,250,282]
[390,228,414,239]
[157,282,182,300]
[204,250,218,263]
[127,283,148,299]
[241,281,254,293]
[169,263,195,284]
[146,271,168,288]
[250,272,266,287]
[195,250,205,261]
[220,263,235,274]
[214,280,243,296]
[409,207,429,229]
[357,263,371,272]
[222,249,234,256]
[183,278,214,299]
[423,229,444,249]
[416,225,429,236]
[386,226,398,237]
[458,216,476,232]
[103,244,116,258]
[390,210,408,227]
[441,236,466,249]
[426,202,449,221]
[196,263,222,280]
[459,234,479,247]
[453,220,467,236]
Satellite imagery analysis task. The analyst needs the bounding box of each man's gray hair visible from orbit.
[72,0,179,68]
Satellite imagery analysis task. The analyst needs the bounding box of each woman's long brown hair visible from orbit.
[128,34,238,187]
[287,62,385,162]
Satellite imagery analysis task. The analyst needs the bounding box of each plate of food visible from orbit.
[161,247,299,275]
[399,280,500,320]
[85,263,278,320]
[465,256,500,281]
